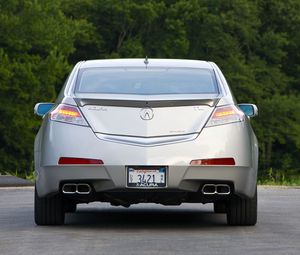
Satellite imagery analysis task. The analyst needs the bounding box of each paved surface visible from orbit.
[0,175,33,187]
[0,187,299,255]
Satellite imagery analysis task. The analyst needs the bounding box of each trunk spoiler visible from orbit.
[75,98,219,108]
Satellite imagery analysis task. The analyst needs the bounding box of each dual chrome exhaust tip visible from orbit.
[201,184,231,195]
[62,183,91,195]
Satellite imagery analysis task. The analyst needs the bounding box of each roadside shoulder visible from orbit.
[0,175,33,187]
[258,185,300,189]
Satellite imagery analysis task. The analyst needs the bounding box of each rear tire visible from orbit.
[214,201,226,213]
[226,187,257,226]
[34,186,65,225]
[65,201,77,213]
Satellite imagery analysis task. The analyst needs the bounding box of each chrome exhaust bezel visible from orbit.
[62,183,77,194]
[76,183,92,194]
[201,184,216,195]
[201,184,231,195]
[215,184,231,195]
[62,183,92,195]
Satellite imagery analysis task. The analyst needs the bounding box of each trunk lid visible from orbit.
[77,95,218,137]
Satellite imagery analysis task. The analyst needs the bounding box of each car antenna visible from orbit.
[144,56,149,68]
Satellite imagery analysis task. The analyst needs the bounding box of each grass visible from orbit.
[24,171,35,182]
[258,168,300,186]
[258,177,300,186]
[1,169,35,182]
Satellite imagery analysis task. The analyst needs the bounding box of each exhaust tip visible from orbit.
[202,184,216,195]
[216,184,230,195]
[62,184,77,194]
[201,184,231,195]
[62,183,92,195]
[77,184,91,194]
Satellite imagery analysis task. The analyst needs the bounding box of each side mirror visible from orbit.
[238,104,258,118]
[34,103,55,117]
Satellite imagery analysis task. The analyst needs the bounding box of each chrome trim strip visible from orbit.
[95,133,199,146]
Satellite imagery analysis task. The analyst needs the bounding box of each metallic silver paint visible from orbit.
[34,59,258,202]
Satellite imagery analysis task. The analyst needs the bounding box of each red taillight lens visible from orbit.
[58,157,104,165]
[206,105,244,127]
[50,104,88,126]
[190,158,235,166]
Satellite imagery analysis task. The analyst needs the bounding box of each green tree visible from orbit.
[0,0,82,174]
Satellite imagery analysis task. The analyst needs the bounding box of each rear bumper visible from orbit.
[36,164,256,198]
[35,120,258,199]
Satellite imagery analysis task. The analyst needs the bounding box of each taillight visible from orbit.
[58,157,103,165]
[50,104,88,126]
[206,105,244,127]
[190,158,235,166]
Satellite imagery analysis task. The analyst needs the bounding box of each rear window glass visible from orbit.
[75,67,219,95]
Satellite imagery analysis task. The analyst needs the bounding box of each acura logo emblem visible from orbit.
[140,108,154,120]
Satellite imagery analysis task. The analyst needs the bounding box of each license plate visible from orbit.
[127,166,167,188]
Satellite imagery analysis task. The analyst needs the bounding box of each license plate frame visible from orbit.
[126,166,167,188]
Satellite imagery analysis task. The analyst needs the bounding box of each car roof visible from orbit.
[80,59,213,69]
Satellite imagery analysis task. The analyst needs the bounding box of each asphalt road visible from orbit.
[0,187,299,255]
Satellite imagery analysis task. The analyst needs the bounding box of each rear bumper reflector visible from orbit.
[58,157,104,165]
[190,158,235,166]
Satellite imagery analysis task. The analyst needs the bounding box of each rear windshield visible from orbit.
[75,67,219,95]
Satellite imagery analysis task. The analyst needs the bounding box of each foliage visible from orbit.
[258,168,300,186]
[0,0,82,174]
[0,0,299,180]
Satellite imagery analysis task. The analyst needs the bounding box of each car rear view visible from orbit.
[34,59,258,226]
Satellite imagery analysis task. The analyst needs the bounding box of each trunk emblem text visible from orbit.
[140,108,154,120]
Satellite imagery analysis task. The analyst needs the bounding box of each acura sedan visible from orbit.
[34,59,258,226]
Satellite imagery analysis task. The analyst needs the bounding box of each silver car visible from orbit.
[34,59,258,226]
